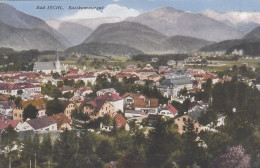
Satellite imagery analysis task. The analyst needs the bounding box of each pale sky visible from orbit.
[4,0,260,20]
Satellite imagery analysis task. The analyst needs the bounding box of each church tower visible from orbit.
[55,50,61,73]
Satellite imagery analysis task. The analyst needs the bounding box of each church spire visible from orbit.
[55,50,61,73]
[56,50,59,62]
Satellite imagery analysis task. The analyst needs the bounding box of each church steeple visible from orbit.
[56,50,60,62]
[55,50,61,73]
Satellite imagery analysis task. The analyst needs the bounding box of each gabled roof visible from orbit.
[80,99,108,112]
[133,98,158,108]
[0,116,19,130]
[0,94,8,101]
[164,104,178,115]
[50,113,72,129]
[59,86,75,92]
[26,115,55,130]
[114,114,127,127]
[122,93,142,99]
[19,99,46,110]
[0,101,15,109]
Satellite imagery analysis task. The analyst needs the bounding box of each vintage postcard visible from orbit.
[0,0,259,168]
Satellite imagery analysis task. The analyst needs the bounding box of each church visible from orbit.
[33,51,62,74]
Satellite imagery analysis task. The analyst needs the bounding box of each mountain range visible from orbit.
[126,7,244,42]
[202,9,260,33]
[200,26,260,55]
[46,17,122,45]
[1,2,260,55]
[0,3,67,50]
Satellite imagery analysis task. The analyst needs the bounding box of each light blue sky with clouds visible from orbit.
[3,0,260,20]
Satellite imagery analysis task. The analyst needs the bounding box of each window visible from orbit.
[14,113,17,117]
[196,128,198,132]
[19,114,21,117]
[183,117,186,122]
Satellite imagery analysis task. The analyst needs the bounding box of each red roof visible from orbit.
[97,92,122,101]
[164,104,178,115]
[0,116,19,130]
[50,113,72,129]
[114,114,127,127]
[58,74,95,80]
[133,98,158,108]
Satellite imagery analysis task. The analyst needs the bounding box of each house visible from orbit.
[16,115,57,132]
[96,88,117,96]
[158,104,178,118]
[57,74,96,85]
[116,73,139,82]
[135,69,156,80]
[96,92,123,113]
[174,115,202,134]
[0,101,15,116]
[76,87,92,96]
[80,99,115,119]
[114,114,128,128]
[50,113,72,130]
[0,116,19,131]
[133,97,159,114]
[62,101,79,119]
[100,114,129,131]
[59,86,75,94]
[188,101,208,114]
[0,83,41,96]
[122,93,144,106]
[13,99,46,122]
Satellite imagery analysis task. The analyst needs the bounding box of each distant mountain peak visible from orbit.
[152,7,183,13]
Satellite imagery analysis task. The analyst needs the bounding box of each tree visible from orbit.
[178,120,206,168]
[17,89,23,95]
[214,145,250,168]
[51,72,61,79]
[8,95,15,101]
[39,133,53,166]
[63,91,74,99]
[96,139,117,163]
[46,98,65,116]
[23,104,38,121]
[74,80,85,88]
[146,118,182,168]
[117,151,144,168]
[179,87,188,96]
[14,97,22,106]
[50,87,62,98]
[182,98,191,114]
[71,108,90,129]
[0,126,20,167]
[53,130,79,168]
